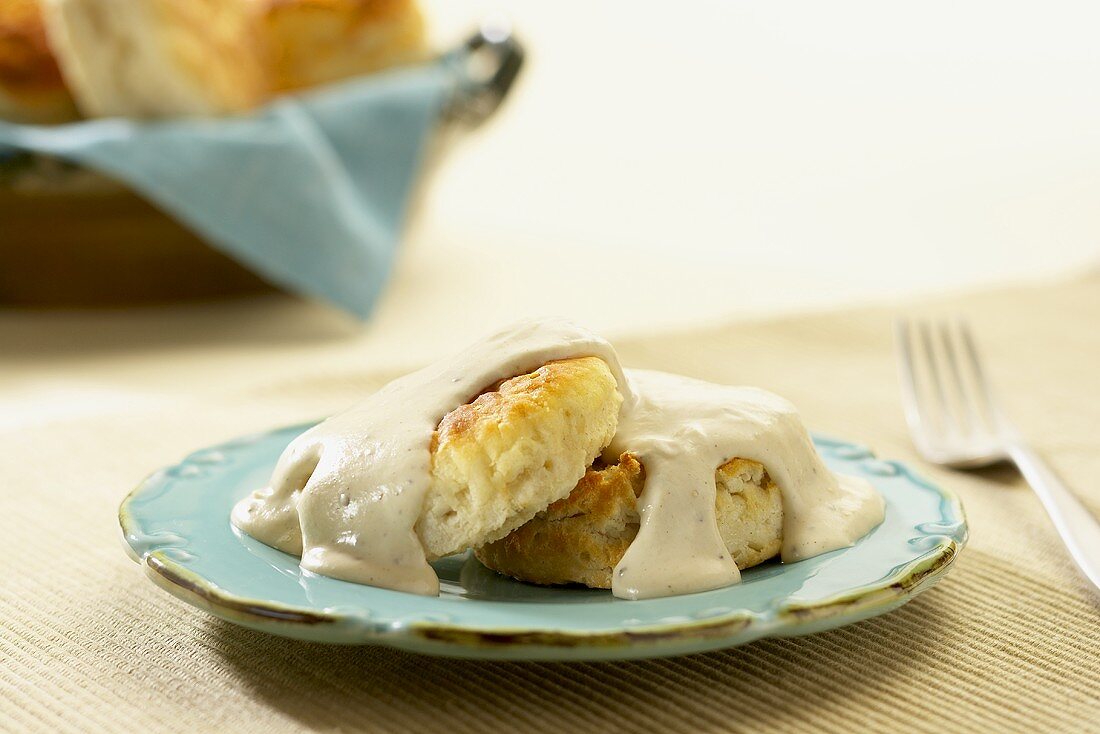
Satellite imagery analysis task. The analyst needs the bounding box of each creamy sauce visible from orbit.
[608,369,884,600]
[233,319,884,599]
[232,319,630,595]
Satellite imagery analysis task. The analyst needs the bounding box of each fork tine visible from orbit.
[937,319,975,435]
[895,318,936,441]
[957,318,1004,431]
[918,319,956,435]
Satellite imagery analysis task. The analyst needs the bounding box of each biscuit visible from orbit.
[259,0,427,94]
[418,356,623,558]
[475,453,783,587]
[0,0,76,121]
[36,0,425,118]
[40,0,269,117]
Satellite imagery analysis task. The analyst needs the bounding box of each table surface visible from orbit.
[3,275,1099,733]
[2,4,1100,732]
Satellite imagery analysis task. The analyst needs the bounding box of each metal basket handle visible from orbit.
[443,21,525,126]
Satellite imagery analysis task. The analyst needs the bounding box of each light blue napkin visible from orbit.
[0,56,462,317]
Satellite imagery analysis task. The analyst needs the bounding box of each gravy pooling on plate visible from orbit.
[232,319,630,595]
[607,368,883,599]
[232,319,884,600]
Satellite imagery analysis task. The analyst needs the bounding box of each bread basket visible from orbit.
[0,27,522,307]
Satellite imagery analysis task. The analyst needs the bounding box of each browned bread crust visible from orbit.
[417,357,623,558]
[475,454,783,588]
[1,0,425,119]
[259,0,427,93]
[0,0,75,121]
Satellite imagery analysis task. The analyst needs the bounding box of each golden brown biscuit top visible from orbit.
[0,0,424,118]
[0,0,65,93]
[258,0,413,22]
[419,356,623,560]
[257,0,426,92]
[433,357,613,450]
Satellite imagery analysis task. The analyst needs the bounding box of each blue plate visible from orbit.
[119,424,966,660]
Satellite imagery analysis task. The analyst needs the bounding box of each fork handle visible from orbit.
[1008,443,1100,596]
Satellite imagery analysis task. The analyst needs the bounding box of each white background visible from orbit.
[5,1,1100,409]
[376,0,1100,351]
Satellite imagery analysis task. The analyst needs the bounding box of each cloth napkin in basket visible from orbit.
[0,56,466,317]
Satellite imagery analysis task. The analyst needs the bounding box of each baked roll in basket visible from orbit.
[0,1,522,307]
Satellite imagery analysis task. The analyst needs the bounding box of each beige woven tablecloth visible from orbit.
[2,274,1099,733]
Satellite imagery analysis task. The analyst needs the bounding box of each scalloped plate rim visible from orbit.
[119,424,967,660]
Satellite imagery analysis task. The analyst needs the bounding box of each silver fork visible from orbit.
[895,317,1100,597]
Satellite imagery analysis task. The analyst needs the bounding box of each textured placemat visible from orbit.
[2,274,1098,733]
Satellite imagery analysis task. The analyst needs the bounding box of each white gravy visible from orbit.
[231,319,630,595]
[233,319,884,599]
[608,369,884,599]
